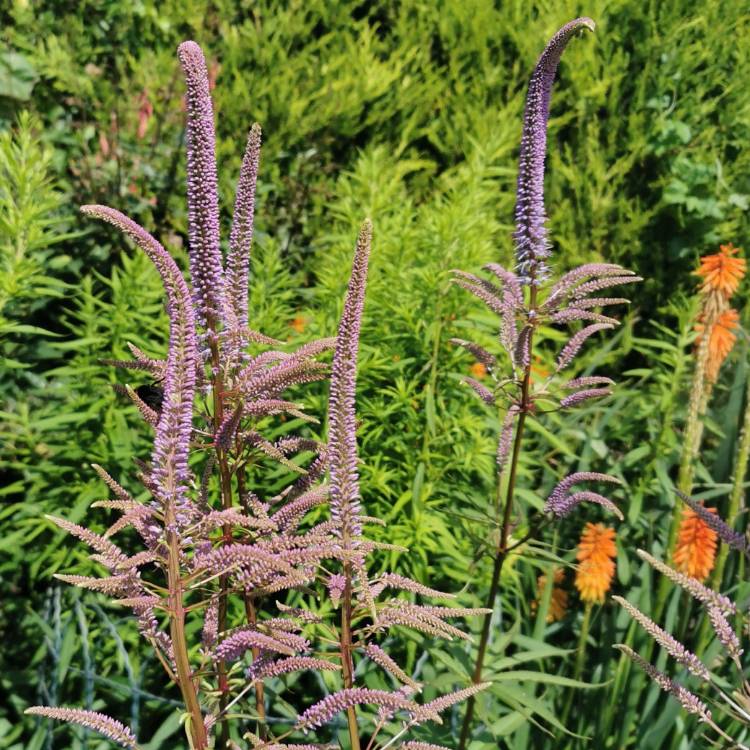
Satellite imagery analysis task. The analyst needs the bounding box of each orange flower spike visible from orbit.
[696,308,740,382]
[694,243,746,299]
[708,309,740,381]
[290,315,306,334]
[469,362,487,380]
[534,568,568,622]
[575,523,617,604]
[673,506,718,581]
[530,354,551,382]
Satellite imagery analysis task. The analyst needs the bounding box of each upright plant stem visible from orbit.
[238,461,267,731]
[340,562,361,750]
[166,513,208,749]
[244,596,267,731]
[208,331,236,748]
[458,290,537,750]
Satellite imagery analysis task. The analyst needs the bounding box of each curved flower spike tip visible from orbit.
[513,17,595,285]
[81,205,197,527]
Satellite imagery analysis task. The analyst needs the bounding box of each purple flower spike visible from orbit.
[226,122,262,349]
[25,707,139,749]
[296,688,416,731]
[81,206,197,526]
[613,646,711,723]
[177,41,225,329]
[513,18,595,284]
[544,471,622,519]
[613,596,710,680]
[328,220,372,546]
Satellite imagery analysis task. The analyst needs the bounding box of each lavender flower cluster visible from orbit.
[453,16,640,523]
[27,39,489,750]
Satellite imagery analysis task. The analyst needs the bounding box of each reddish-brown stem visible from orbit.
[207,330,235,748]
[235,422,267,733]
[244,595,267,734]
[458,288,537,750]
[340,561,361,750]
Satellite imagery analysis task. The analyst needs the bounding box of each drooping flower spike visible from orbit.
[81,205,197,528]
[25,707,140,749]
[636,549,735,614]
[544,472,622,519]
[513,17,595,284]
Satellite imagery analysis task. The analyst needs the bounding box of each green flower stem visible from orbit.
[458,289,537,750]
[340,562,361,750]
[208,330,236,749]
[166,507,208,750]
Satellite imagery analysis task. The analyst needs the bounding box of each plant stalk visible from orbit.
[208,329,236,748]
[166,514,208,749]
[340,561,361,750]
[458,289,536,750]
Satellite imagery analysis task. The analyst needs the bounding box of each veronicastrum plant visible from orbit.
[450,18,641,747]
[24,40,488,750]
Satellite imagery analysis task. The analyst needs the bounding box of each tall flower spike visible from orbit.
[226,123,262,347]
[177,41,225,328]
[328,220,372,545]
[575,522,617,604]
[673,505,718,581]
[697,308,740,383]
[513,17,595,284]
[694,243,746,299]
[81,206,197,524]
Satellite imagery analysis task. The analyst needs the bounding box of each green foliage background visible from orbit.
[1,0,749,748]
